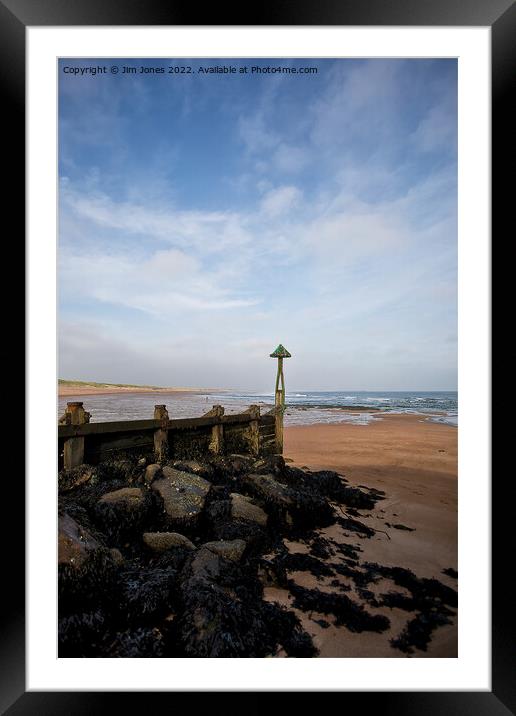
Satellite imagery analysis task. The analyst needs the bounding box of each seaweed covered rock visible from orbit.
[189,545,223,581]
[230,492,268,526]
[204,491,269,552]
[144,463,162,485]
[203,539,247,562]
[58,464,96,493]
[58,512,102,569]
[208,454,255,481]
[95,487,152,543]
[171,460,215,480]
[175,552,316,657]
[251,454,286,477]
[242,473,334,530]
[243,473,294,511]
[151,467,211,528]
[282,467,383,510]
[143,531,196,553]
[58,512,118,611]
[98,486,146,509]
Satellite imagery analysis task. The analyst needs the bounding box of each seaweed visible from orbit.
[390,611,453,654]
[442,567,458,579]
[336,515,376,538]
[288,582,390,633]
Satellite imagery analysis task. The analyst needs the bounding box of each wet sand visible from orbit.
[266,414,458,657]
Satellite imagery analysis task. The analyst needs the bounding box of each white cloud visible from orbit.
[238,113,278,154]
[273,144,309,173]
[411,103,457,153]
[260,185,302,218]
[59,237,260,318]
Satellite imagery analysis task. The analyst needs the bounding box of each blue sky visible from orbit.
[58,58,457,390]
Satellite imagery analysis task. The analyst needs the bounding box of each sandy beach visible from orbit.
[264,414,458,657]
[58,384,219,398]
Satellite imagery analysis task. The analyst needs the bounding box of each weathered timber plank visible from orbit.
[58,419,159,438]
[220,414,254,425]
[260,433,276,441]
[87,432,155,455]
[58,412,255,438]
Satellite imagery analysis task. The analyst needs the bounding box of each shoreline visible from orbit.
[58,385,222,398]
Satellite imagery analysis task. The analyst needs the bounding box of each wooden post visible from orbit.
[203,405,224,454]
[153,405,169,461]
[270,344,290,455]
[62,402,91,469]
[244,404,260,456]
[274,355,285,454]
[274,395,284,455]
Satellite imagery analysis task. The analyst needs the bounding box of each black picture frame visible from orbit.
[4,0,511,712]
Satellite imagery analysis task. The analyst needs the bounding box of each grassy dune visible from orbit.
[58,379,164,389]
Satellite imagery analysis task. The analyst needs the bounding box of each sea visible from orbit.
[58,390,458,427]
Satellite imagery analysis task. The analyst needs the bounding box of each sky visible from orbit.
[58,58,457,391]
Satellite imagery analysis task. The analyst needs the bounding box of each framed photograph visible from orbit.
[4,0,510,710]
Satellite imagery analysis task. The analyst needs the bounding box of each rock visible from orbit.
[58,513,102,569]
[95,487,151,543]
[109,548,124,565]
[171,460,214,479]
[230,493,267,526]
[98,487,145,507]
[252,455,285,476]
[190,546,222,580]
[242,473,334,530]
[151,466,211,527]
[143,532,195,553]
[228,454,254,473]
[203,539,246,562]
[58,513,117,610]
[209,454,253,477]
[242,474,293,509]
[144,463,162,484]
[58,465,96,493]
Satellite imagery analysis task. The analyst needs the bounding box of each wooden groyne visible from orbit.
[58,402,280,470]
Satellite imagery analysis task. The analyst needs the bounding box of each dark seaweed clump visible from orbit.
[385,522,415,532]
[336,515,376,538]
[288,582,390,633]
[442,567,458,579]
[366,563,458,653]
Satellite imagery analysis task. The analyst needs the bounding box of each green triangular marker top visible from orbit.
[270,344,292,358]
